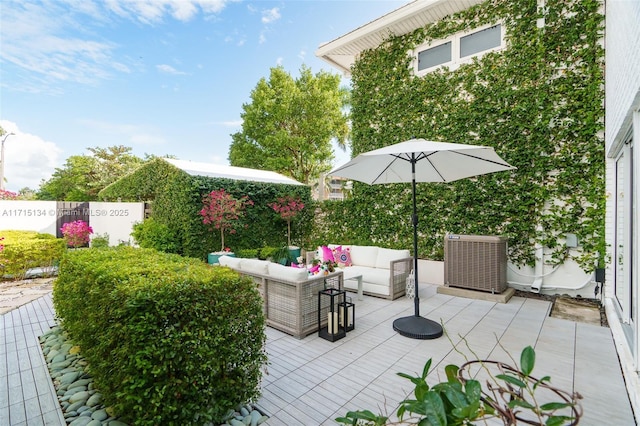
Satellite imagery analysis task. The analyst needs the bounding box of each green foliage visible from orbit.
[131,218,181,253]
[53,246,267,425]
[90,233,110,248]
[37,145,144,201]
[336,346,580,426]
[100,158,315,260]
[321,0,604,271]
[98,157,181,202]
[235,248,258,258]
[0,230,66,280]
[229,65,350,184]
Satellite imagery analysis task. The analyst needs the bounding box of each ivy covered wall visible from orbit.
[320,0,604,270]
[99,158,314,259]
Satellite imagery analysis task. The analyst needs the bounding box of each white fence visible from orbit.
[0,200,144,246]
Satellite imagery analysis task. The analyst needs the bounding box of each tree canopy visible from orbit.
[37,145,144,201]
[228,65,350,185]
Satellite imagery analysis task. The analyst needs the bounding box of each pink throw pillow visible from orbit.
[334,247,352,267]
[321,245,335,263]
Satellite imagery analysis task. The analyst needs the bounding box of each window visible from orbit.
[418,41,452,71]
[460,25,501,58]
[414,24,504,75]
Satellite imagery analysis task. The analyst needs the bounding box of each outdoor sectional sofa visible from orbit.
[320,244,413,300]
[217,256,343,339]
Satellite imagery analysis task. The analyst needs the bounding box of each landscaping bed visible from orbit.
[514,290,608,327]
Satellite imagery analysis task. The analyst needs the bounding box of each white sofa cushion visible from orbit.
[268,262,308,282]
[218,255,242,269]
[349,245,379,268]
[375,248,410,270]
[343,266,390,296]
[240,258,270,275]
[344,265,389,286]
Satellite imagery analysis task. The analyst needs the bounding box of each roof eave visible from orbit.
[315,0,485,76]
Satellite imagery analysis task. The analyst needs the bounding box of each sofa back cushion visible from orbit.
[268,262,309,282]
[219,255,242,269]
[375,248,410,270]
[241,258,270,275]
[349,245,379,268]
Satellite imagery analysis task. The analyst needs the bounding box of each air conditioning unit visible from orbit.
[444,234,508,294]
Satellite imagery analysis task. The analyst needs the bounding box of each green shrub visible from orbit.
[236,248,259,258]
[131,217,181,253]
[90,233,110,248]
[53,246,267,425]
[0,230,66,280]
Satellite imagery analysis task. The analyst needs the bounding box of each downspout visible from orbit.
[531,225,544,293]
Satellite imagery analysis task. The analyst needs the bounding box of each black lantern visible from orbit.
[318,288,346,341]
[338,297,355,332]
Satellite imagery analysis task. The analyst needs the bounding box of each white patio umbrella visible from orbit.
[329,138,515,339]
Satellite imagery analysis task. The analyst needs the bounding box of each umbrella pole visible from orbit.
[392,153,443,339]
[412,160,420,317]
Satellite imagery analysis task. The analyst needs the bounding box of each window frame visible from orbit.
[413,22,506,75]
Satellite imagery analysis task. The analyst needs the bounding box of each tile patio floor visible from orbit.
[1,284,635,425]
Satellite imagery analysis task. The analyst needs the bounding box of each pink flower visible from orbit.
[61,220,93,248]
[0,189,18,200]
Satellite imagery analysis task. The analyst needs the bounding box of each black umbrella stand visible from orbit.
[392,154,443,339]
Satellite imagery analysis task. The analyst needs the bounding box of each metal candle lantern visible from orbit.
[318,288,346,342]
[338,297,355,332]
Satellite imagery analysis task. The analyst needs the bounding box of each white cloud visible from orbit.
[261,7,281,24]
[220,120,243,127]
[156,64,187,75]
[298,50,307,61]
[0,0,233,93]
[0,120,62,191]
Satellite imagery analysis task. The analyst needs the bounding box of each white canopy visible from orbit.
[164,158,303,186]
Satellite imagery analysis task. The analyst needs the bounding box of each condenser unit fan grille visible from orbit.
[444,234,508,294]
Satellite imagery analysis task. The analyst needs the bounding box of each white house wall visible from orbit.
[83,202,144,246]
[605,0,640,420]
[0,201,58,234]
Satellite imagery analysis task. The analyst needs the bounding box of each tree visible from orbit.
[37,146,144,200]
[269,195,305,247]
[200,189,254,252]
[229,65,350,184]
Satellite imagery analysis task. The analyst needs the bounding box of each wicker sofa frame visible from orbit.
[231,267,344,339]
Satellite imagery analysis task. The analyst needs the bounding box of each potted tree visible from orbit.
[200,189,253,264]
[269,195,305,261]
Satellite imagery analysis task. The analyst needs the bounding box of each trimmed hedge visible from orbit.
[53,247,267,425]
[0,230,66,280]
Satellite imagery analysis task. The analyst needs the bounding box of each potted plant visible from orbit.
[269,195,305,260]
[200,189,253,264]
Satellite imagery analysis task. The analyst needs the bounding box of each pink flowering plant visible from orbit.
[61,220,94,248]
[0,189,18,200]
[269,195,305,247]
[200,189,254,252]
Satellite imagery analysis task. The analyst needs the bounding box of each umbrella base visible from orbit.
[393,315,443,340]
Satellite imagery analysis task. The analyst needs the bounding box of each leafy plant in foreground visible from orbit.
[336,346,582,426]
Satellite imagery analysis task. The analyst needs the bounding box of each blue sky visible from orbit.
[0,0,407,192]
